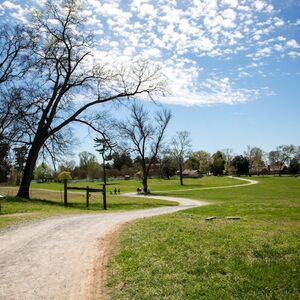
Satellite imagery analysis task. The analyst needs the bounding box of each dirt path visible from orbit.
[0,177,258,299]
[154,176,258,193]
[0,196,208,300]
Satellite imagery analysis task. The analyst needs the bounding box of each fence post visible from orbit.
[86,186,89,208]
[64,179,68,206]
[102,184,107,210]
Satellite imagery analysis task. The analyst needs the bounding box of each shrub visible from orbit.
[57,171,72,182]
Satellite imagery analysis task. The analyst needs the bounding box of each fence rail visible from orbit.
[63,180,107,210]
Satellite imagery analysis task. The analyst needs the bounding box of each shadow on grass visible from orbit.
[4,196,65,206]
[1,196,102,214]
[1,196,177,215]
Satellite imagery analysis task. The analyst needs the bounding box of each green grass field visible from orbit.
[0,176,238,229]
[0,194,178,230]
[107,176,300,299]
[29,175,241,193]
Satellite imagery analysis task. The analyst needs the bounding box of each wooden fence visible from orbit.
[63,180,107,210]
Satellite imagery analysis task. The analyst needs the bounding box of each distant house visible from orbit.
[259,164,288,175]
[177,169,201,178]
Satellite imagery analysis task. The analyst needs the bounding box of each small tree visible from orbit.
[185,153,200,171]
[34,162,53,182]
[195,150,211,175]
[118,103,171,193]
[244,146,265,175]
[57,171,72,182]
[112,151,133,171]
[160,155,176,179]
[58,160,76,173]
[94,137,114,184]
[210,151,225,176]
[78,151,102,179]
[222,148,234,175]
[170,131,192,185]
[289,158,300,176]
[231,155,249,176]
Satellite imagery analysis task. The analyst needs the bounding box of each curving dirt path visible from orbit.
[0,177,258,299]
[154,176,258,193]
[0,196,208,300]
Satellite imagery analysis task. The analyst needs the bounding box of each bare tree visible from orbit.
[170,131,192,185]
[222,148,234,175]
[0,23,34,143]
[0,90,20,139]
[9,0,167,198]
[0,24,34,84]
[244,145,265,175]
[117,103,172,194]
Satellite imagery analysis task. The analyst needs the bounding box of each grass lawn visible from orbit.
[0,189,177,230]
[107,176,300,299]
[29,175,242,193]
[0,176,243,230]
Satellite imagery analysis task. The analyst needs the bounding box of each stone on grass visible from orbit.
[205,216,217,221]
[226,216,241,220]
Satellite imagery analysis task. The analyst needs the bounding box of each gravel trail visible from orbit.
[0,177,257,299]
[0,196,208,300]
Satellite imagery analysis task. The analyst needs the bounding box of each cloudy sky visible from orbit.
[1,0,299,156]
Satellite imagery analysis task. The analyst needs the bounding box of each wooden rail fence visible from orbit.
[63,180,107,210]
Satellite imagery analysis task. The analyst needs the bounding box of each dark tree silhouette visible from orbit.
[231,155,250,176]
[210,151,225,176]
[5,1,167,198]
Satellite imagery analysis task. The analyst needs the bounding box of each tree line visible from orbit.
[1,1,299,198]
[2,139,299,185]
[184,145,300,177]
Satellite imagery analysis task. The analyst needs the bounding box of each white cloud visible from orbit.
[2,0,21,10]
[144,48,161,58]
[277,36,286,41]
[274,44,284,52]
[274,18,284,27]
[139,3,156,17]
[286,39,300,49]
[254,1,265,11]
[223,0,238,8]
[288,51,300,58]
[222,8,236,20]
[1,0,299,106]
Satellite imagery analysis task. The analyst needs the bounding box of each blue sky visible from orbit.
[1,0,299,159]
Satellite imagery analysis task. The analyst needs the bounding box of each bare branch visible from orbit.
[116,103,171,193]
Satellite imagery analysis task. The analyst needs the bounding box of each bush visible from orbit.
[57,171,72,182]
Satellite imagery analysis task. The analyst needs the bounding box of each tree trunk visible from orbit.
[142,176,148,195]
[102,155,107,185]
[179,164,183,185]
[16,136,45,198]
[141,163,149,195]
